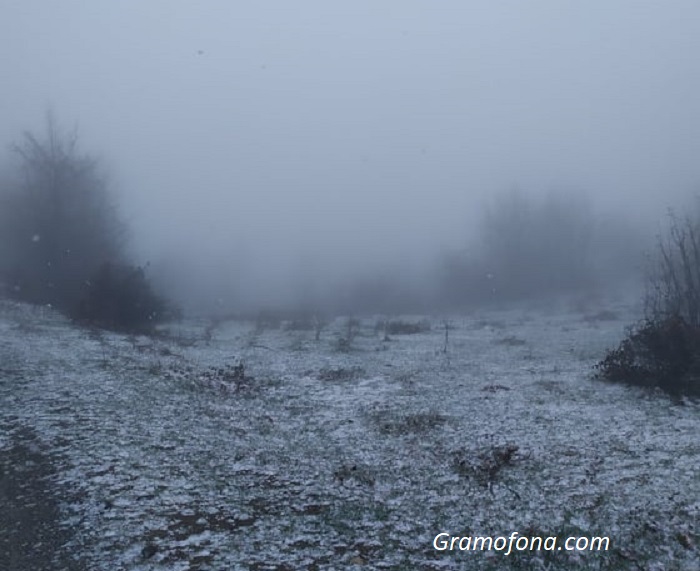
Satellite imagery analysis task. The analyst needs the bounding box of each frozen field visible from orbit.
[0,297,698,570]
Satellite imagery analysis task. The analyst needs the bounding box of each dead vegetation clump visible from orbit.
[494,335,527,346]
[596,316,700,398]
[317,366,364,382]
[333,462,376,487]
[332,317,361,352]
[481,383,511,393]
[367,407,447,436]
[583,309,619,323]
[452,442,526,496]
[142,507,256,565]
[163,362,255,393]
[199,362,252,392]
[334,337,352,352]
[383,319,431,335]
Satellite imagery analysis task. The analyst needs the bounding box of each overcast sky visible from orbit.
[2,1,700,306]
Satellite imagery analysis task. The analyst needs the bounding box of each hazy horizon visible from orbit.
[3,1,700,311]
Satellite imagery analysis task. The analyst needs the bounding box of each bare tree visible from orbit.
[645,208,700,327]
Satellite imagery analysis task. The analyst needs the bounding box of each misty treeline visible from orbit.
[0,116,648,330]
[0,116,174,332]
[321,190,644,315]
[438,189,643,307]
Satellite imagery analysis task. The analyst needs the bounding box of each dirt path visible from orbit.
[0,425,86,571]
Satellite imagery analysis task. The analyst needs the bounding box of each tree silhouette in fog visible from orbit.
[479,189,595,298]
[0,114,172,332]
[438,187,645,306]
[1,115,124,307]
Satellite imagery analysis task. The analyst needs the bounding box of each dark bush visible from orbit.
[597,207,700,399]
[385,319,431,335]
[595,316,700,398]
[72,262,176,333]
[318,366,364,382]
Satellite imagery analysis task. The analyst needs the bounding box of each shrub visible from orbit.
[369,409,447,436]
[452,442,523,496]
[595,316,700,398]
[597,208,700,399]
[384,319,431,335]
[72,262,176,333]
[317,366,364,382]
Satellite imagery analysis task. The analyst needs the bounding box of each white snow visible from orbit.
[0,297,698,570]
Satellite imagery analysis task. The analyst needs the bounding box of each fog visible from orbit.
[3,1,700,313]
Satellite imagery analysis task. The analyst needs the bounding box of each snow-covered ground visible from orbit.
[0,297,698,570]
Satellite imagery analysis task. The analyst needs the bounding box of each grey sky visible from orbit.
[3,1,700,306]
